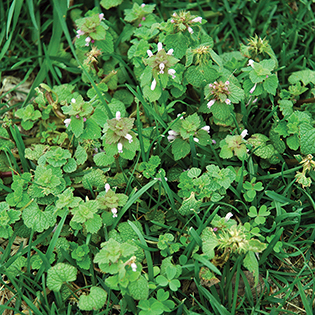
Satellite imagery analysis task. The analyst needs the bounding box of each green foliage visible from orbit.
[47,263,77,292]
[3,0,315,313]
[78,286,107,310]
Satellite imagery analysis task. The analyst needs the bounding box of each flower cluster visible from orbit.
[170,11,202,34]
[105,111,135,154]
[145,42,179,90]
[75,13,107,47]
[207,81,231,109]
[105,183,118,218]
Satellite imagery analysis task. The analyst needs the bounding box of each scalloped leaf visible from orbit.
[47,263,77,292]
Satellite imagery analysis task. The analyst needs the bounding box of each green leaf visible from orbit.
[300,128,315,155]
[178,192,202,216]
[22,203,56,233]
[128,275,149,300]
[85,214,102,234]
[263,74,278,95]
[79,286,107,311]
[70,116,84,138]
[47,263,77,292]
[100,0,123,9]
[74,145,88,165]
[243,251,259,285]
[171,138,190,160]
[164,33,188,59]
[201,227,219,259]
[187,167,201,178]
[286,134,300,150]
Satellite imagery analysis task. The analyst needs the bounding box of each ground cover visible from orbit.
[1,0,315,314]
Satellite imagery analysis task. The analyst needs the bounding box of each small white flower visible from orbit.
[253,98,258,103]
[167,130,179,142]
[151,78,157,90]
[64,118,71,128]
[201,125,210,133]
[191,17,202,23]
[105,183,110,192]
[209,83,213,88]
[99,13,105,21]
[225,81,230,85]
[157,42,163,52]
[167,49,174,55]
[212,139,216,144]
[85,36,91,46]
[71,98,76,103]
[76,29,84,38]
[225,99,231,105]
[250,83,257,94]
[168,69,176,79]
[225,212,233,222]
[193,137,199,143]
[241,129,248,139]
[207,99,216,108]
[111,208,118,218]
[247,59,254,67]
[159,62,165,74]
[170,19,175,23]
[131,262,137,272]
[117,142,123,153]
[172,12,177,17]
[177,113,184,119]
[147,50,153,57]
[141,3,145,7]
[124,133,133,143]
[116,111,121,120]
[187,26,194,34]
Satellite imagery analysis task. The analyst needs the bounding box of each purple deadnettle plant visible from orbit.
[144,42,179,90]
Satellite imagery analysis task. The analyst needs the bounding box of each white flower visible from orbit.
[117,142,123,153]
[64,118,71,128]
[168,69,176,79]
[99,13,105,21]
[124,133,133,143]
[177,113,184,119]
[147,50,153,57]
[141,3,145,7]
[172,12,177,17]
[207,99,216,108]
[250,83,257,94]
[157,42,163,52]
[151,78,157,90]
[159,62,165,74]
[247,59,254,67]
[241,129,248,139]
[131,262,137,272]
[187,26,194,34]
[201,125,210,133]
[225,81,230,85]
[85,37,91,46]
[116,111,121,120]
[167,49,174,55]
[111,208,118,218]
[212,139,216,144]
[105,183,110,192]
[225,99,231,105]
[71,98,76,103]
[191,17,202,23]
[167,129,179,142]
[225,212,233,222]
[76,29,85,38]
[170,19,175,23]
[193,137,199,143]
